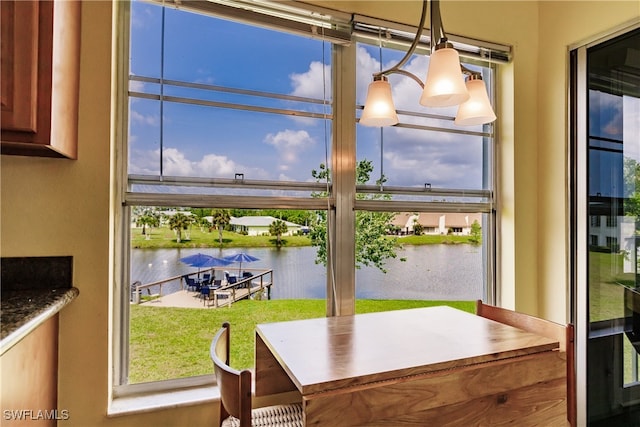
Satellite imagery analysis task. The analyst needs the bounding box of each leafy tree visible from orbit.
[167,213,192,243]
[189,207,210,219]
[230,208,256,217]
[309,160,403,273]
[211,209,231,245]
[263,209,314,226]
[412,220,424,236]
[469,220,482,245]
[269,219,289,246]
[138,213,159,239]
[624,157,640,229]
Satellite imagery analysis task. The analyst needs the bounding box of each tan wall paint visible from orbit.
[0,1,637,425]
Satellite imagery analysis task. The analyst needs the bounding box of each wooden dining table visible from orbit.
[255,306,567,426]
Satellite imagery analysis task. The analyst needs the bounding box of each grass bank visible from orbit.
[131,226,477,249]
[129,299,476,383]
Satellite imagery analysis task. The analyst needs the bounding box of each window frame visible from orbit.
[112,0,502,403]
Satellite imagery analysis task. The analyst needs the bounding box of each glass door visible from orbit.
[574,27,640,426]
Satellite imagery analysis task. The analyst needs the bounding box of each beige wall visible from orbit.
[0,1,637,425]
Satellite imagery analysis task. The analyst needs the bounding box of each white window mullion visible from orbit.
[329,42,357,316]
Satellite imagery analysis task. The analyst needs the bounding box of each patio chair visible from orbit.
[201,285,211,306]
[210,323,303,427]
[475,300,575,426]
[185,276,198,292]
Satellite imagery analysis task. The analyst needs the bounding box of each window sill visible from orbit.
[108,378,219,417]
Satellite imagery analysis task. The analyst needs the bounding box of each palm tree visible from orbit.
[167,213,192,243]
[138,213,159,239]
[210,209,231,245]
[269,219,288,246]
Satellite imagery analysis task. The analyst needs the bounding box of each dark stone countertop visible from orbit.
[1,287,79,355]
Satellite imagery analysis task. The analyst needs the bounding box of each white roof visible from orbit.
[230,216,301,228]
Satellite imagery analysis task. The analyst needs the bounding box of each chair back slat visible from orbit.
[211,322,253,426]
[476,300,575,426]
[476,300,566,350]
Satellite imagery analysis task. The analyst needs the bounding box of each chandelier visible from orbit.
[360,0,497,127]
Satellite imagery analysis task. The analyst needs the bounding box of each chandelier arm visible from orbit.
[385,68,425,89]
[431,0,445,45]
[460,64,477,76]
[374,0,428,78]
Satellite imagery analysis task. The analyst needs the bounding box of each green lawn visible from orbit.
[132,226,478,249]
[589,251,635,322]
[132,227,312,249]
[129,299,476,383]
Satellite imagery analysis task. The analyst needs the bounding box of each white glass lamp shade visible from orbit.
[454,77,497,126]
[420,47,469,108]
[360,78,399,127]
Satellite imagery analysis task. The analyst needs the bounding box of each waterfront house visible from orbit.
[229,216,302,236]
[391,212,482,235]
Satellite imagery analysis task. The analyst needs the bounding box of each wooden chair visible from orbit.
[210,322,303,427]
[476,300,576,426]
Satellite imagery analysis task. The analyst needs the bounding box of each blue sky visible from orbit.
[129,1,335,183]
[127,1,491,190]
[124,1,634,194]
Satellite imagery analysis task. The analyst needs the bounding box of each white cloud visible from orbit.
[264,129,315,164]
[290,61,331,99]
[356,45,381,104]
[128,147,271,180]
[265,129,314,150]
[159,148,193,176]
[130,110,159,126]
[129,79,146,93]
[278,173,295,181]
[379,126,482,188]
[623,95,640,161]
[128,148,160,175]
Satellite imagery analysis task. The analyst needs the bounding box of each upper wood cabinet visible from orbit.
[1,0,81,159]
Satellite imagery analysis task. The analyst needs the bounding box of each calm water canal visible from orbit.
[131,245,483,301]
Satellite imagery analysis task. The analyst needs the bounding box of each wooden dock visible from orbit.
[137,273,272,309]
[212,277,272,308]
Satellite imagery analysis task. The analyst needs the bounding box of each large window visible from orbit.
[115,0,503,391]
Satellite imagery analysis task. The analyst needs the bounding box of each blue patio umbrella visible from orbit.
[223,252,260,275]
[179,253,215,267]
[199,256,233,268]
[179,253,231,277]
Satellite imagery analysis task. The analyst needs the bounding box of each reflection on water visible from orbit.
[131,245,483,301]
